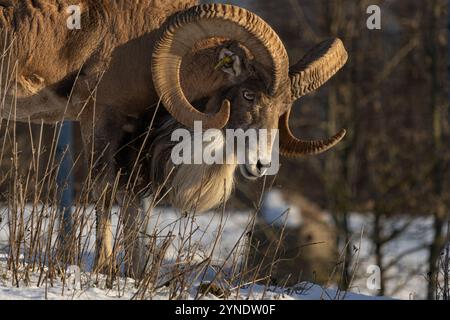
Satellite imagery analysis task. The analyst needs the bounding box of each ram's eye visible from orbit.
[243,90,255,102]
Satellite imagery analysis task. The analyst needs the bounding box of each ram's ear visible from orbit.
[216,48,244,79]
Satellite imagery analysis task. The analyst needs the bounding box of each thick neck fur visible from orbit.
[144,115,237,214]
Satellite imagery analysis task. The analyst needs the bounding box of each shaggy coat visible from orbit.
[0,1,348,277]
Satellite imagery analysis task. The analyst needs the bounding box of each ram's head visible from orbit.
[152,4,347,181]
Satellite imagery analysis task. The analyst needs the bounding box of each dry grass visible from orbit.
[0,29,362,301]
[0,92,295,300]
[434,221,450,300]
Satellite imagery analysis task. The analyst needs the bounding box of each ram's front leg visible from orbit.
[79,106,127,275]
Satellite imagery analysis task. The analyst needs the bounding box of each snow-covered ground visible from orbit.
[0,257,387,300]
[260,191,436,300]
[0,190,438,300]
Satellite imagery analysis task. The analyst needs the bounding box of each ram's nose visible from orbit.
[239,160,272,180]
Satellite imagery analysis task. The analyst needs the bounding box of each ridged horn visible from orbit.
[280,38,348,157]
[279,109,347,157]
[152,3,289,130]
[289,38,348,100]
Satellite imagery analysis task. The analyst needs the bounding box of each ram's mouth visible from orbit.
[239,164,260,180]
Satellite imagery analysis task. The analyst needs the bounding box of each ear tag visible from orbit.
[214,55,233,71]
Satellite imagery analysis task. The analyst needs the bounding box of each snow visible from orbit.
[0,194,432,300]
[0,258,388,300]
[260,190,302,228]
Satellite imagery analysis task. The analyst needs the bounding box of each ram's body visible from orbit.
[0,0,243,122]
[0,0,348,277]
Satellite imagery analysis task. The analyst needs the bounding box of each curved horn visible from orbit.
[279,109,347,157]
[280,38,348,157]
[152,4,289,130]
[289,38,348,100]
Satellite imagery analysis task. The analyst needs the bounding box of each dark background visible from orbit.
[225,0,449,299]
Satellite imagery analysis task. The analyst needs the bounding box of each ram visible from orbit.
[0,0,347,277]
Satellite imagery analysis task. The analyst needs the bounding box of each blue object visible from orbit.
[56,121,74,241]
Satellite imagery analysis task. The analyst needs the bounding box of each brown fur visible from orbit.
[0,1,291,277]
[0,1,259,206]
[0,1,261,123]
[122,77,290,218]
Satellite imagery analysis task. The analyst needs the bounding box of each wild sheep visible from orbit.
[0,1,348,277]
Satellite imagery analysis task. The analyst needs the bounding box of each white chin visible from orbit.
[239,165,260,180]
